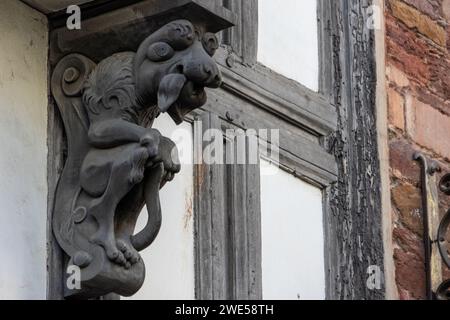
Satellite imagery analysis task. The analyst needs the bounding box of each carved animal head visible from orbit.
[134,19,222,124]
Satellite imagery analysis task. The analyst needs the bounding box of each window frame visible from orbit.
[192,112,262,299]
[194,0,385,300]
[190,0,338,300]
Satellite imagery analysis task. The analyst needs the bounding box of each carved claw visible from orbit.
[113,251,127,266]
[140,129,161,158]
[104,244,123,265]
[117,239,140,266]
[129,147,150,185]
[153,136,181,178]
[90,228,127,267]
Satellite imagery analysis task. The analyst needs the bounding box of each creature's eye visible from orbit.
[166,21,196,50]
[202,33,219,57]
[146,42,175,62]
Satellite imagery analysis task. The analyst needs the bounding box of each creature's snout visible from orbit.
[157,46,222,118]
[183,57,222,89]
[134,20,222,124]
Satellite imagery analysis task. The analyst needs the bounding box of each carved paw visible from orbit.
[117,239,141,269]
[153,136,181,183]
[140,128,161,158]
[90,231,127,267]
[108,248,127,266]
[129,147,150,185]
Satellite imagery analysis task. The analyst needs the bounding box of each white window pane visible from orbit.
[258,0,319,91]
[126,114,195,300]
[260,160,325,300]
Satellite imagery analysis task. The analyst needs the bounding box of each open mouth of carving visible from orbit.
[191,83,205,98]
[181,81,207,104]
[158,74,207,124]
[167,81,207,125]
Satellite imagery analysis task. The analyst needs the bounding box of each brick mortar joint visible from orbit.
[387,0,448,48]
[387,0,449,25]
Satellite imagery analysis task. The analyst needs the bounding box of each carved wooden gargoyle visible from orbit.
[51,20,221,299]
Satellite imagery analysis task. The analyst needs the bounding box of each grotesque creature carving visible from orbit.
[51,20,221,298]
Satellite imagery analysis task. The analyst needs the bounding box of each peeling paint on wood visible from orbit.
[323,0,385,300]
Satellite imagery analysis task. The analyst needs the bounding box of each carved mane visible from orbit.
[83,52,159,125]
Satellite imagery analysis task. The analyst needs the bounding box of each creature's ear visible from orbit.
[157,73,187,112]
[202,33,219,57]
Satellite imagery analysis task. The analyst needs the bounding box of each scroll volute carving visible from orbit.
[51,20,222,299]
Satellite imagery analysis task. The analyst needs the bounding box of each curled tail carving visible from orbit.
[131,163,165,252]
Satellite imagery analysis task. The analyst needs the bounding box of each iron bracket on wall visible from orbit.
[436,173,450,300]
[414,152,450,300]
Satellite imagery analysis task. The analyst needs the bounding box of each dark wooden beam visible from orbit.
[324,0,385,300]
[49,0,236,65]
[48,0,145,29]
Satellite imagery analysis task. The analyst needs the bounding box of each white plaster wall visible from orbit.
[0,0,49,300]
[127,114,195,300]
[258,0,319,91]
[260,160,325,300]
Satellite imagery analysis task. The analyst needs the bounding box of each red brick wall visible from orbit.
[385,0,450,299]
